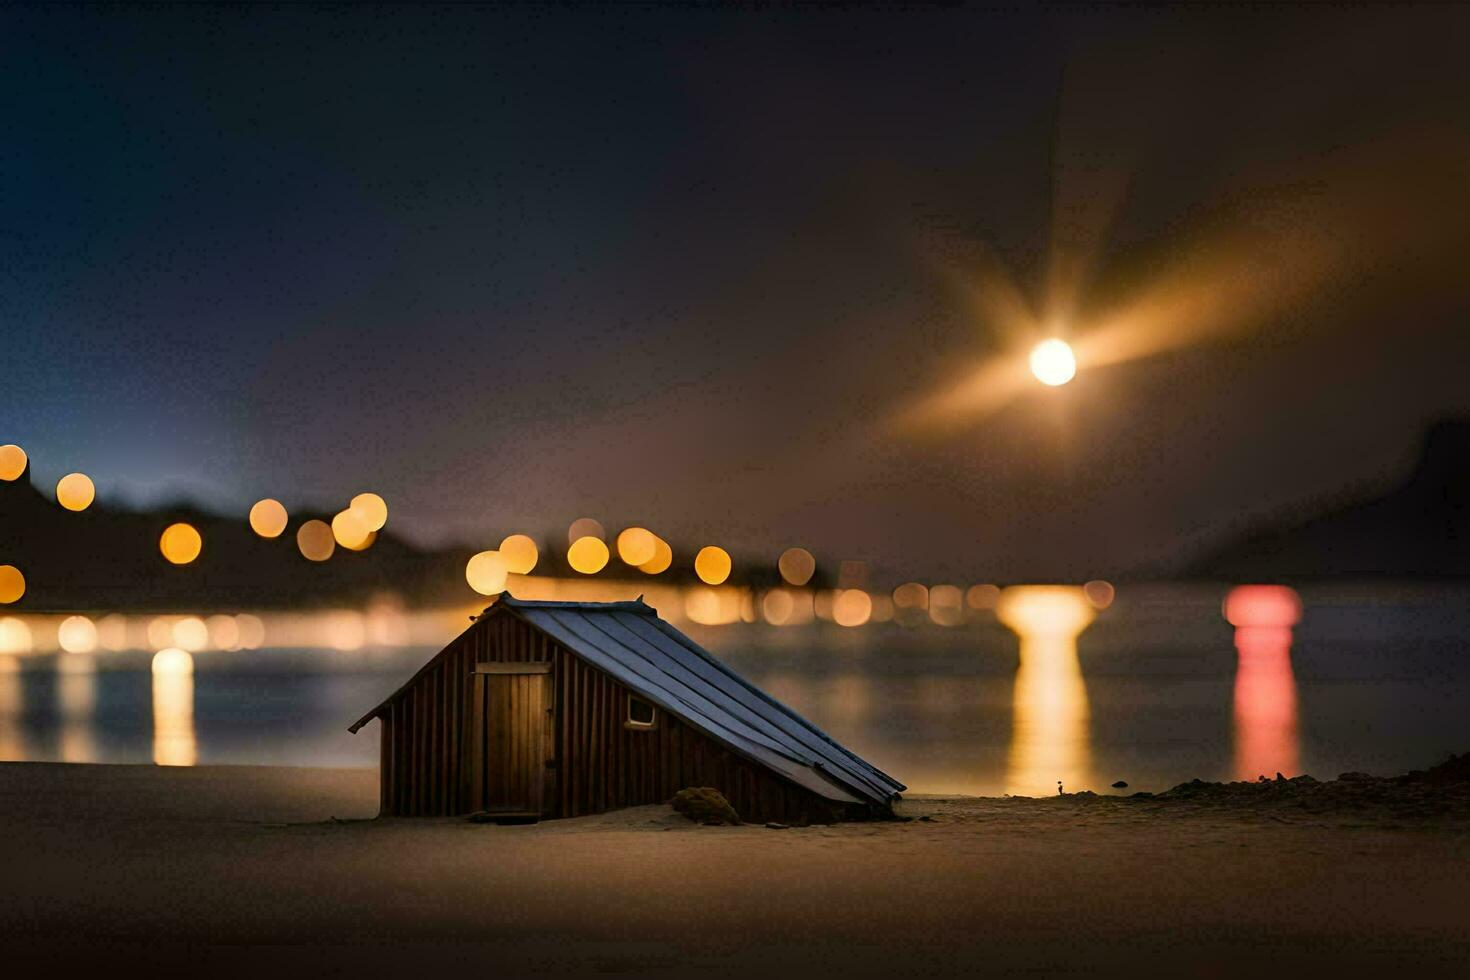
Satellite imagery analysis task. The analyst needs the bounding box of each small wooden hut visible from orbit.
[349,595,904,823]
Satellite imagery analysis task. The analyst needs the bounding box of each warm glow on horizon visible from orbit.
[349,492,388,532]
[248,498,289,538]
[0,566,23,605]
[466,550,508,596]
[1029,338,1077,386]
[0,445,27,481]
[159,523,203,565]
[498,534,539,575]
[55,472,95,512]
[639,537,673,574]
[567,536,610,574]
[616,527,658,567]
[778,547,816,587]
[694,546,732,585]
[297,520,335,561]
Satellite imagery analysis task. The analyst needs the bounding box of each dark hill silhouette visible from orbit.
[0,470,794,612]
[1184,417,1470,581]
[0,473,467,611]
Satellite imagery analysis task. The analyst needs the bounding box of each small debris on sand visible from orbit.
[670,786,741,825]
[765,822,789,830]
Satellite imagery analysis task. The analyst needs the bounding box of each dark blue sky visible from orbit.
[5,5,1470,580]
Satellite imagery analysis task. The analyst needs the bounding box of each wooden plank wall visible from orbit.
[377,609,855,824]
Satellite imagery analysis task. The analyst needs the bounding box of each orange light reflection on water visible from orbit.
[996,586,1095,797]
[1226,585,1301,781]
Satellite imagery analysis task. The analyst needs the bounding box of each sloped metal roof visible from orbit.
[352,595,904,809]
[502,596,905,808]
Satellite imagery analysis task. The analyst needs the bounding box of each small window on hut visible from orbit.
[626,695,657,729]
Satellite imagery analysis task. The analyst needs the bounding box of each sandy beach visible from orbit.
[2,761,1467,977]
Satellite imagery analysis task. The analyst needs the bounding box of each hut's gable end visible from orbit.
[374,608,853,823]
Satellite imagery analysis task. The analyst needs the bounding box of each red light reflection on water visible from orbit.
[1225,586,1301,781]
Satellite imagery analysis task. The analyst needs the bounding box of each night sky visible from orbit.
[5,5,1470,581]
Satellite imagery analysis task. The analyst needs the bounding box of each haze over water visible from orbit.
[3,583,1466,795]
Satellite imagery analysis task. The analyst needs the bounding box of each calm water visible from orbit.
[2,585,1468,796]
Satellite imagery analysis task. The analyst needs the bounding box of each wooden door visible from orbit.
[470,663,552,817]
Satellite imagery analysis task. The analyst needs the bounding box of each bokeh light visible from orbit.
[1223,585,1302,628]
[893,582,929,627]
[1083,579,1116,610]
[349,492,388,532]
[151,647,194,676]
[159,523,203,565]
[762,588,796,625]
[694,546,732,585]
[0,444,27,481]
[172,616,209,652]
[0,617,30,654]
[466,551,509,596]
[1029,338,1077,386]
[57,616,98,654]
[616,527,657,567]
[55,472,95,512]
[832,589,873,628]
[567,536,610,574]
[331,509,373,550]
[297,520,335,561]
[567,517,605,544]
[966,583,1001,610]
[778,547,816,587]
[206,614,241,651]
[639,537,673,574]
[929,584,964,626]
[248,499,289,538]
[498,534,539,575]
[0,566,24,605]
[235,614,265,650]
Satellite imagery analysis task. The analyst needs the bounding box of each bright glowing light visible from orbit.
[1233,617,1300,780]
[151,647,194,676]
[55,472,95,512]
[1083,580,1116,610]
[892,582,929,627]
[0,617,31,654]
[159,523,203,565]
[567,517,605,544]
[498,534,539,574]
[297,520,335,561]
[172,616,209,652]
[694,546,732,585]
[331,509,373,550]
[0,566,24,605]
[567,536,610,574]
[466,551,509,596]
[152,649,196,766]
[832,589,872,628]
[997,586,1096,796]
[685,586,741,625]
[57,616,98,654]
[349,492,388,531]
[616,527,658,567]
[1223,585,1301,628]
[0,444,27,481]
[1029,338,1077,386]
[639,537,673,574]
[248,499,289,538]
[777,547,816,587]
